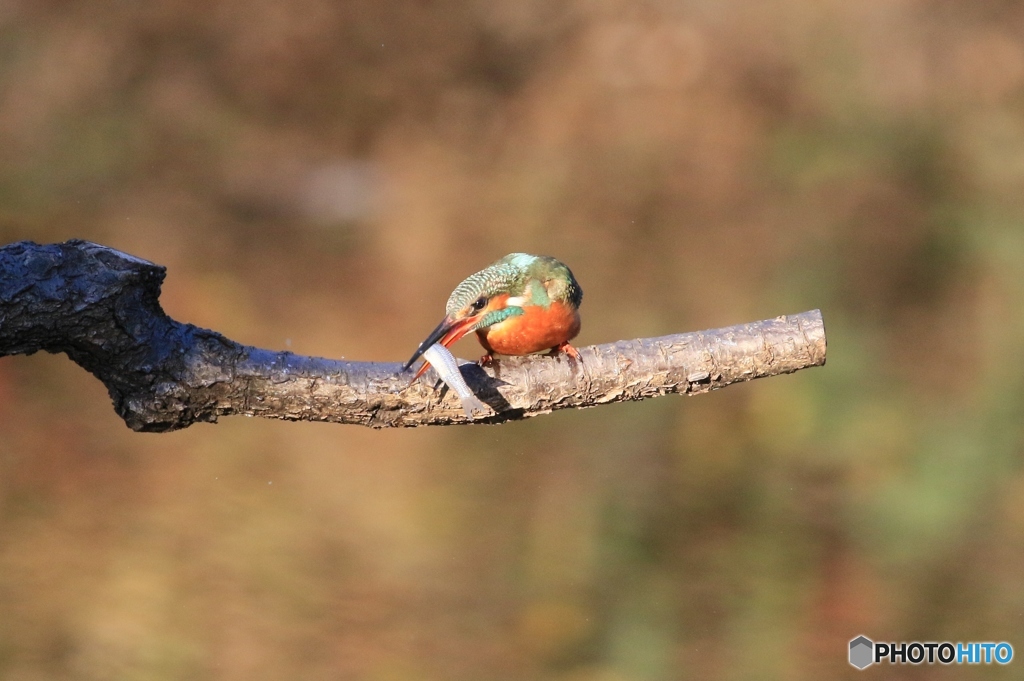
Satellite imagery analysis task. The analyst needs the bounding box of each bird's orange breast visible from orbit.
[476,302,581,356]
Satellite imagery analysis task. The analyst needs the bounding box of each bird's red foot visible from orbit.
[551,341,581,360]
[478,353,496,366]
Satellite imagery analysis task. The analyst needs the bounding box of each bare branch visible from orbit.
[0,240,826,431]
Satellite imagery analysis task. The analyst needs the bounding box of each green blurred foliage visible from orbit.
[2,0,1024,679]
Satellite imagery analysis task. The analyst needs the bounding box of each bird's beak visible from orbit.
[403,314,478,372]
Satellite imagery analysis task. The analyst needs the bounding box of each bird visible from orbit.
[403,253,583,380]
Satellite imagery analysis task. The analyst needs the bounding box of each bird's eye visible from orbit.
[471,297,487,312]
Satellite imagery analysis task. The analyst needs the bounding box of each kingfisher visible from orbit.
[403,253,583,380]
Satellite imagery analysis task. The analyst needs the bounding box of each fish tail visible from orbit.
[459,395,490,419]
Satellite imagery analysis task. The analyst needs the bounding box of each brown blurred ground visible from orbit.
[2,1,1024,679]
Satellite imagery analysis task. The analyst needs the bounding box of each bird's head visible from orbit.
[403,253,582,371]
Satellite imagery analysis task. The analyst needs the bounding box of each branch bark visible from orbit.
[0,240,826,431]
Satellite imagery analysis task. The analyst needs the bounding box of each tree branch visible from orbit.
[0,240,826,431]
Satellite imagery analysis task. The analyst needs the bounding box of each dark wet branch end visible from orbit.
[0,240,826,431]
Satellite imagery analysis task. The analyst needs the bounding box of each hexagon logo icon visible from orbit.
[849,636,874,669]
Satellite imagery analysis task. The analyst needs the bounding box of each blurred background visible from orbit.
[1,1,1023,679]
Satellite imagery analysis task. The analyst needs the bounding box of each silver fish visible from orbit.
[420,343,491,418]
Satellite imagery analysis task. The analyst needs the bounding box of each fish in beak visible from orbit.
[403,313,479,379]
